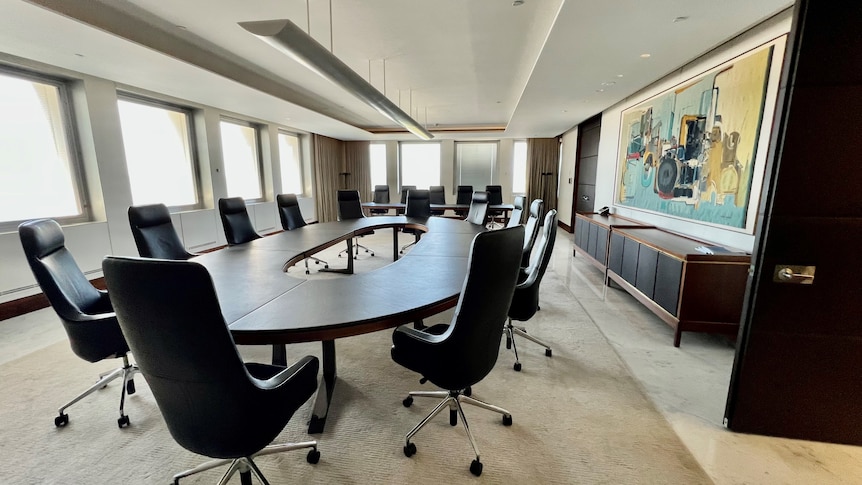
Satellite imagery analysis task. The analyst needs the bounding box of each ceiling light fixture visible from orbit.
[513,0,525,6]
[640,53,651,58]
[672,16,689,23]
[240,19,434,140]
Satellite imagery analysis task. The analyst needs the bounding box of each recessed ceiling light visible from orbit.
[176,25,187,30]
[640,53,651,58]
[596,89,604,93]
[616,74,624,78]
[672,16,689,23]
[601,81,616,86]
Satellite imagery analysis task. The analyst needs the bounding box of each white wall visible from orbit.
[592,11,793,252]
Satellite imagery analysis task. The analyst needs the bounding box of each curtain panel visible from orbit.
[312,134,345,222]
[343,141,371,201]
[526,138,560,217]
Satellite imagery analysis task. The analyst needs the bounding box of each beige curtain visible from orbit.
[343,141,371,201]
[526,137,560,217]
[313,134,345,222]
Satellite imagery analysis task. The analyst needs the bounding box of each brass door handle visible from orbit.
[773,265,815,284]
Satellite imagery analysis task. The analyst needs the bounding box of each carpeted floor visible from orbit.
[0,232,711,484]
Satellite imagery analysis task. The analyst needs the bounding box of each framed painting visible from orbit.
[614,37,786,233]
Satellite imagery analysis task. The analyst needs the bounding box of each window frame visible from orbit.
[455,140,499,191]
[369,142,387,188]
[0,65,89,232]
[219,116,265,203]
[277,129,304,197]
[398,141,442,190]
[117,92,202,211]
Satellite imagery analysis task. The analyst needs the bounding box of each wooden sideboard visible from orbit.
[574,213,750,347]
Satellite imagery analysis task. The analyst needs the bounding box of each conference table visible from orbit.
[191,216,486,433]
[361,202,514,224]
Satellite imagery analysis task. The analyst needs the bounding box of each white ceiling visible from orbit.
[2,0,792,140]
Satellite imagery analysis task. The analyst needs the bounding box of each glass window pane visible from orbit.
[278,132,303,195]
[369,143,387,187]
[513,140,527,194]
[0,72,82,223]
[220,120,262,200]
[457,142,497,189]
[400,143,440,189]
[118,98,197,207]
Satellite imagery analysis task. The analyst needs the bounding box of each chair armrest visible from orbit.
[392,324,448,347]
[247,355,319,390]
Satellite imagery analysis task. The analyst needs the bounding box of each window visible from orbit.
[369,143,387,187]
[456,142,497,189]
[278,131,303,195]
[399,142,440,189]
[0,69,86,227]
[118,96,199,208]
[220,119,263,200]
[513,140,527,194]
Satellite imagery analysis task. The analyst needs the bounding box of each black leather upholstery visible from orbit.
[510,209,558,322]
[276,193,307,230]
[506,196,526,228]
[102,256,320,480]
[454,185,473,217]
[391,225,524,392]
[486,185,504,225]
[465,191,489,226]
[128,204,195,260]
[521,199,544,267]
[18,219,137,428]
[405,189,432,218]
[218,197,262,245]
[371,185,390,215]
[398,185,416,215]
[337,190,366,220]
[429,185,446,215]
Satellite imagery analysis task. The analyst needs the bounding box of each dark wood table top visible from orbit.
[362,202,514,211]
[192,216,485,345]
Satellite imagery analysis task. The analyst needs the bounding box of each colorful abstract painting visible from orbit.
[614,43,777,231]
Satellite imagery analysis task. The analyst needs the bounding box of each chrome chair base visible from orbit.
[399,233,421,254]
[504,318,552,372]
[55,354,140,428]
[401,389,512,476]
[338,238,374,259]
[171,440,319,485]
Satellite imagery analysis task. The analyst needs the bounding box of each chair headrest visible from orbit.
[407,189,430,200]
[18,219,65,259]
[529,199,544,217]
[128,204,172,228]
[471,191,489,204]
[337,190,360,202]
[218,197,247,215]
[276,193,298,208]
[374,185,389,192]
[513,196,526,210]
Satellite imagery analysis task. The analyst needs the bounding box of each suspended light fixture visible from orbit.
[240,19,434,140]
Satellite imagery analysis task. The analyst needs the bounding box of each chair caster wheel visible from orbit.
[315,261,320,265]
[514,362,522,372]
[324,265,329,269]
[306,448,321,464]
[126,379,136,395]
[502,414,513,426]
[117,415,130,428]
[464,386,472,397]
[545,348,552,357]
[404,442,417,457]
[470,459,483,476]
[449,409,457,426]
[306,270,310,275]
[55,413,69,427]
[402,396,413,407]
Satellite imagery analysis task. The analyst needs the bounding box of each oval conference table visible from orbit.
[191,215,487,433]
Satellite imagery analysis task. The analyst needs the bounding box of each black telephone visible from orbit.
[598,206,611,216]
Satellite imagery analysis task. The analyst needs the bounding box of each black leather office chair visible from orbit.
[370,185,390,215]
[391,225,524,476]
[429,185,446,216]
[337,190,374,258]
[507,195,526,228]
[102,256,321,485]
[506,209,558,371]
[521,199,544,267]
[454,185,473,217]
[485,185,504,227]
[400,189,431,254]
[128,203,196,260]
[397,185,416,215]
[464,191,489,226]
[18,219,139,429]
[276,194,329,274]
[218,197,262,246]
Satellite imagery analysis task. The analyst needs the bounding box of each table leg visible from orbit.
[392,228,399,261]
[318,239,354,274]
[308,339,337,434]
[271,344,287,366]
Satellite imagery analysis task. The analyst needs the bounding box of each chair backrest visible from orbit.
[522,199,544,265]
[18,219,127,362]
[276,193,307,230]
[465,191,489,226]
[509,209,558,322]
[372,185,390,203]
[337,190,365,220]
[399,185,417,204]
[420,226,524,390]
[103,256,318,458]
[128,204,195,260]
[455,185,473,205]
[219,197,262,245]
[485,185,503,205]
[507,195,526,228]
[405,189,431,218]
[429,185,446,215]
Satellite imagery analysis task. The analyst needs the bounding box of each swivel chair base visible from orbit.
[401,389,512,477]
[171,440,319,485]
[504,318,553,372]
[55,354,140,429]
[399,234,421,254]
[303,256,329,274]
[338,238,374,259]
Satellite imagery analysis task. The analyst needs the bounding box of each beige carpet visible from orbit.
[0,233,711,484]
